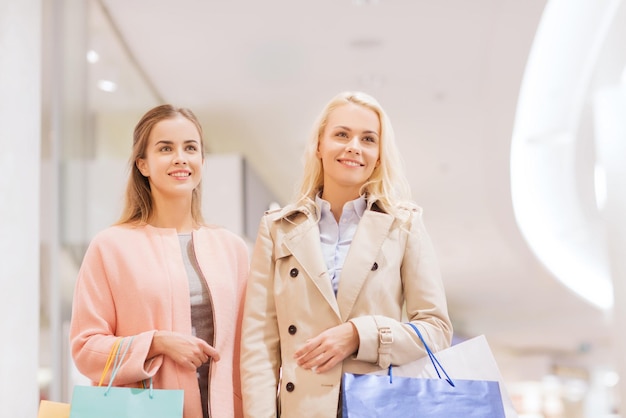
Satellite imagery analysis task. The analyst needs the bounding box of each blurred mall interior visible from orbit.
[1,0,626,416]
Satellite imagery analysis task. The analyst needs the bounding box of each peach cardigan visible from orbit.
[70,224,248,418]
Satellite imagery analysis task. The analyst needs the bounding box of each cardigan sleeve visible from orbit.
[69,230,161,386]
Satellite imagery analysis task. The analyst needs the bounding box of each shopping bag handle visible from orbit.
[105,336,135,395]
[101,336,158,398]
[98,338,123,386]
[387,323,455,387]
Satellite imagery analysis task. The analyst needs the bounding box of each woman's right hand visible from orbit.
[148,331,220,371]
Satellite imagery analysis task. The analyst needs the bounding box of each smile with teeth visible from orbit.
[169,172,191,177]
[339,159,363,167]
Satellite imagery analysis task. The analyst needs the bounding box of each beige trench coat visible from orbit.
[240,200,453,418]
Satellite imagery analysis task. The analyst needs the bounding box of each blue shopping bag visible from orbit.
[341,323,506,418]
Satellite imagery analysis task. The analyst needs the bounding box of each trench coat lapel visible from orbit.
[280,220,341,320]
[336,210,394,321]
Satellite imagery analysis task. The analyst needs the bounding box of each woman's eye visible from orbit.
[186,145,198,151]
[160,146,172,152]
[336,132,348,138]
[363,136,376,143]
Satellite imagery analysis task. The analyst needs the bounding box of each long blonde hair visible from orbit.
[296,91,412,216]
[116,104,205,226]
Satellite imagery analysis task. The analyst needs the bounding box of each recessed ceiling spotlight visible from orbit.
[86,50,99,64]
[603,371,619,387]
[97,79,117,93]
[349,38,383,49]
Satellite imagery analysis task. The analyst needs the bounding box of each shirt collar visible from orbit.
[315,194,367,221]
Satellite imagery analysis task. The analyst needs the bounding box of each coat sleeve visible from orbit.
[240,215,282,418]
[350,208,453,367]
[69,234,161,386]
[401,209,453,351]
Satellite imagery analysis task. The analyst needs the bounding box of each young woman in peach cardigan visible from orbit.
[70,105,248,418]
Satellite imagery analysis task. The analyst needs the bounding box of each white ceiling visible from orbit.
[94,0,615,379]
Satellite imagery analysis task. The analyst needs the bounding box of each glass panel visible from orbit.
[39,0,160,401]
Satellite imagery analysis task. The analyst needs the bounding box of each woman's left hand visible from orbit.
[294,322,359,373]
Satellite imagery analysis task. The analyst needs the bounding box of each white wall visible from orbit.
[0,0,42,416]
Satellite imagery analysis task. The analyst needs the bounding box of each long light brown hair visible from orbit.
[296,91,412,217]
[116,104,205,226]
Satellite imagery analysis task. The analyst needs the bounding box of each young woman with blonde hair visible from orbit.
[240,91,452,417]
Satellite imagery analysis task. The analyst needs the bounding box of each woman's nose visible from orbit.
[346,136,361,154]
[173,149,188,164]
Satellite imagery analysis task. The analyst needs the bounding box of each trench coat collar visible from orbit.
[271,198,396,321]
[274,202,342,319]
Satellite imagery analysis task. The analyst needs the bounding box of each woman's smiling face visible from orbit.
[136,115,204,200]
[317,102,381,197]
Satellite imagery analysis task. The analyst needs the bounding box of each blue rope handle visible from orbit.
[105,336,135,395]
[139,376,156,398]
[103,336,156,397]
[387,323,455,387]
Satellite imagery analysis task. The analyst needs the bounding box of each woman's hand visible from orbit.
[294,322,359,374]
[148,331,220,371]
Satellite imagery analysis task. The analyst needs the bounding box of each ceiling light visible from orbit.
[86,50,99,64]
[97,79,117,93]
[510,0,618,311]
[602,370,619,387]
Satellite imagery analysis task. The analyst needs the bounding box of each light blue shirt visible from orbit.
[316,194,367,295]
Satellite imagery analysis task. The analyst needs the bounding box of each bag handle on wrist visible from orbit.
[387,323,455,387]
[106,336,134,394]
[98,338,122,386]
[96,336,135,393]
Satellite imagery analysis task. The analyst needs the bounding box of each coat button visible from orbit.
[290,268,299,277]
[286,382,295,392]
[371,262,378,271]
[288,325,297,335]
